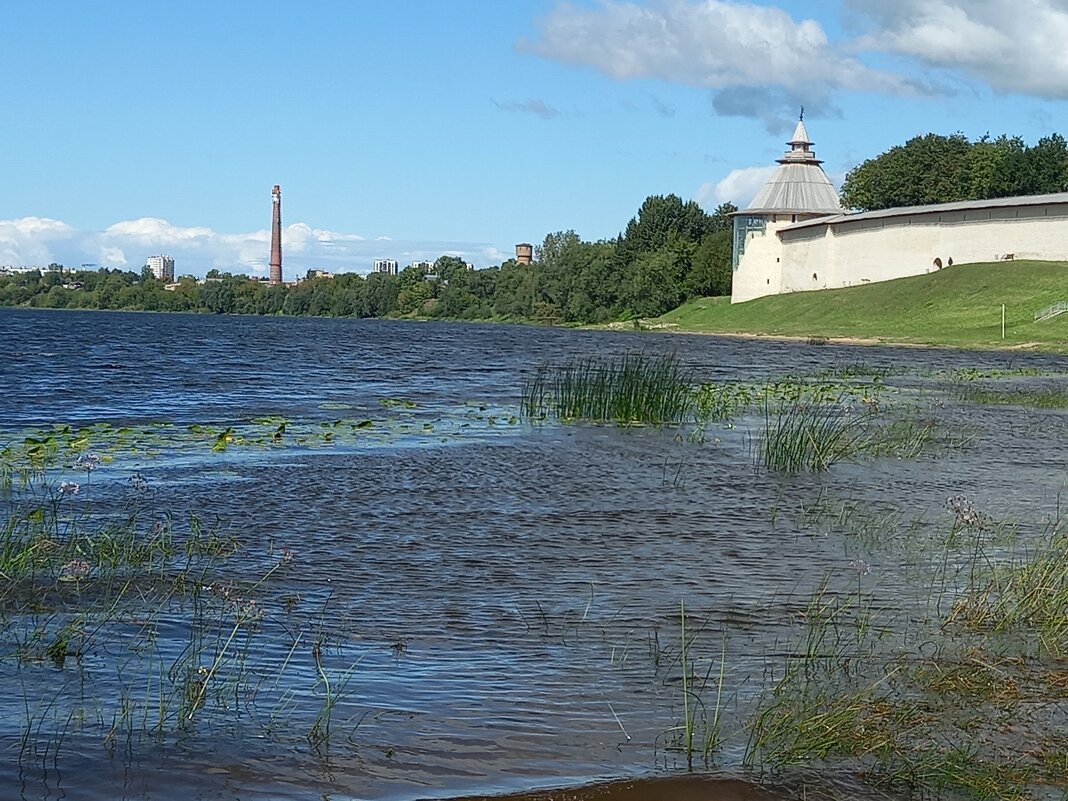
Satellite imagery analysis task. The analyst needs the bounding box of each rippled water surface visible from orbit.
[2,309,1066,801]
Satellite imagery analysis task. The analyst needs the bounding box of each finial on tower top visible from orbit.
[799,106,805,122]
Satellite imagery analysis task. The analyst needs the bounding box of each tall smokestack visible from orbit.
[269,184,282,285]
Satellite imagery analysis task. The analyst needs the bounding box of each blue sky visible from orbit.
[2,0,1067,276]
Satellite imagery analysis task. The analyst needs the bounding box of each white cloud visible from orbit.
[4,217,76,239]
[98,246,127,265]
[0,217,507,276]
[0,217,76,266]
[847,0,1068,98]
[524,1,912,94]
[104,217,214,243]
[695,165,777,209]
[524,0,1068,126]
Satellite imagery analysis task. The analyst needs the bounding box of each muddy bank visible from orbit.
[430,775,781,801]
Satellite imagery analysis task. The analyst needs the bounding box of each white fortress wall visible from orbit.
[777,224,837,294]
[731,221,792,302]
[759,201,1068,301]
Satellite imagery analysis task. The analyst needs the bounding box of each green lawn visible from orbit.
[656,260,1068,351]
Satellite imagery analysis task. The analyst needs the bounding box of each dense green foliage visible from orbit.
[0,196,737,323]
[841,132,1068,211]
[658,260,1068,351]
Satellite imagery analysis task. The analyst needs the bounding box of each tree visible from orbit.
[616,194,714,266]
[200,280,236,314]
[841,133,971,211]
[535,230,582,269]
[433,255,470,285]
[965,135,1025,198]
[1025,134,1068,194]
[840,131,1068,211]
[364,273,399,317]
[709,202,737,234]
[686,230,733,297]
[396,281,433,315]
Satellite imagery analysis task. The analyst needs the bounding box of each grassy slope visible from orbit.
[657,260,1068,350]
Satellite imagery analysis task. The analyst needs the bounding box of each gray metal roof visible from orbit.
[742,163,843,215]
[781,192,1068,233]
[739,118,843,216]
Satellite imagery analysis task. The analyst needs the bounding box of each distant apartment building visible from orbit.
[145,255,175,282]
[373,259,399,276]
[407,260,434,272]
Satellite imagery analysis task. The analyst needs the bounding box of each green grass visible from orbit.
[656,260,1068,351]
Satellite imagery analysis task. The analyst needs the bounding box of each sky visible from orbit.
[3,0,1068,277]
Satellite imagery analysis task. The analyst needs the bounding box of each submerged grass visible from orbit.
[758,395,952,472]
[525,356,961,475]
[945,523,1068,656]
[745,498,1068,800]
[659,602,730,770]
[956,385,1068,408]
[0,445,372,772]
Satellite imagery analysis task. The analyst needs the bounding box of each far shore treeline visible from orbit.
[6,129,1068,324]
[0,196,737,325]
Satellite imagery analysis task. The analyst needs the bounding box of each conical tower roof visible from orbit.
[741,117,842,216]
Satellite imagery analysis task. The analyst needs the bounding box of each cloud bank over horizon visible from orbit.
[0,217,510,277]
[526,0,1068,133]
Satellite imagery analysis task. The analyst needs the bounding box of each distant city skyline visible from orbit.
[3,1,1068,276]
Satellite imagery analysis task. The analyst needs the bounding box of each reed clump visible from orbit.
[759,395,871,472]
[522,353,696,426]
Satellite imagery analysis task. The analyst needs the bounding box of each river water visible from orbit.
[1,309,1066,801]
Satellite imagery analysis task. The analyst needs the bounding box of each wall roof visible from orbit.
[781,192,1068,233]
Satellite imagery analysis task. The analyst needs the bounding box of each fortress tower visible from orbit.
[731,116,841,302]
[269,185,283,285]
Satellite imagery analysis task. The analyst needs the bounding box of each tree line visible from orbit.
[0,195,737,323]
[841,132,1068,211]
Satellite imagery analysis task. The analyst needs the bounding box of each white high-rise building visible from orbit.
[373,259,398,276]
[145,255,175,282]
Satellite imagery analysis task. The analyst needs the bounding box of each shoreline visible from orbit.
[2,305,1063,354]
[597,319,1067,354]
